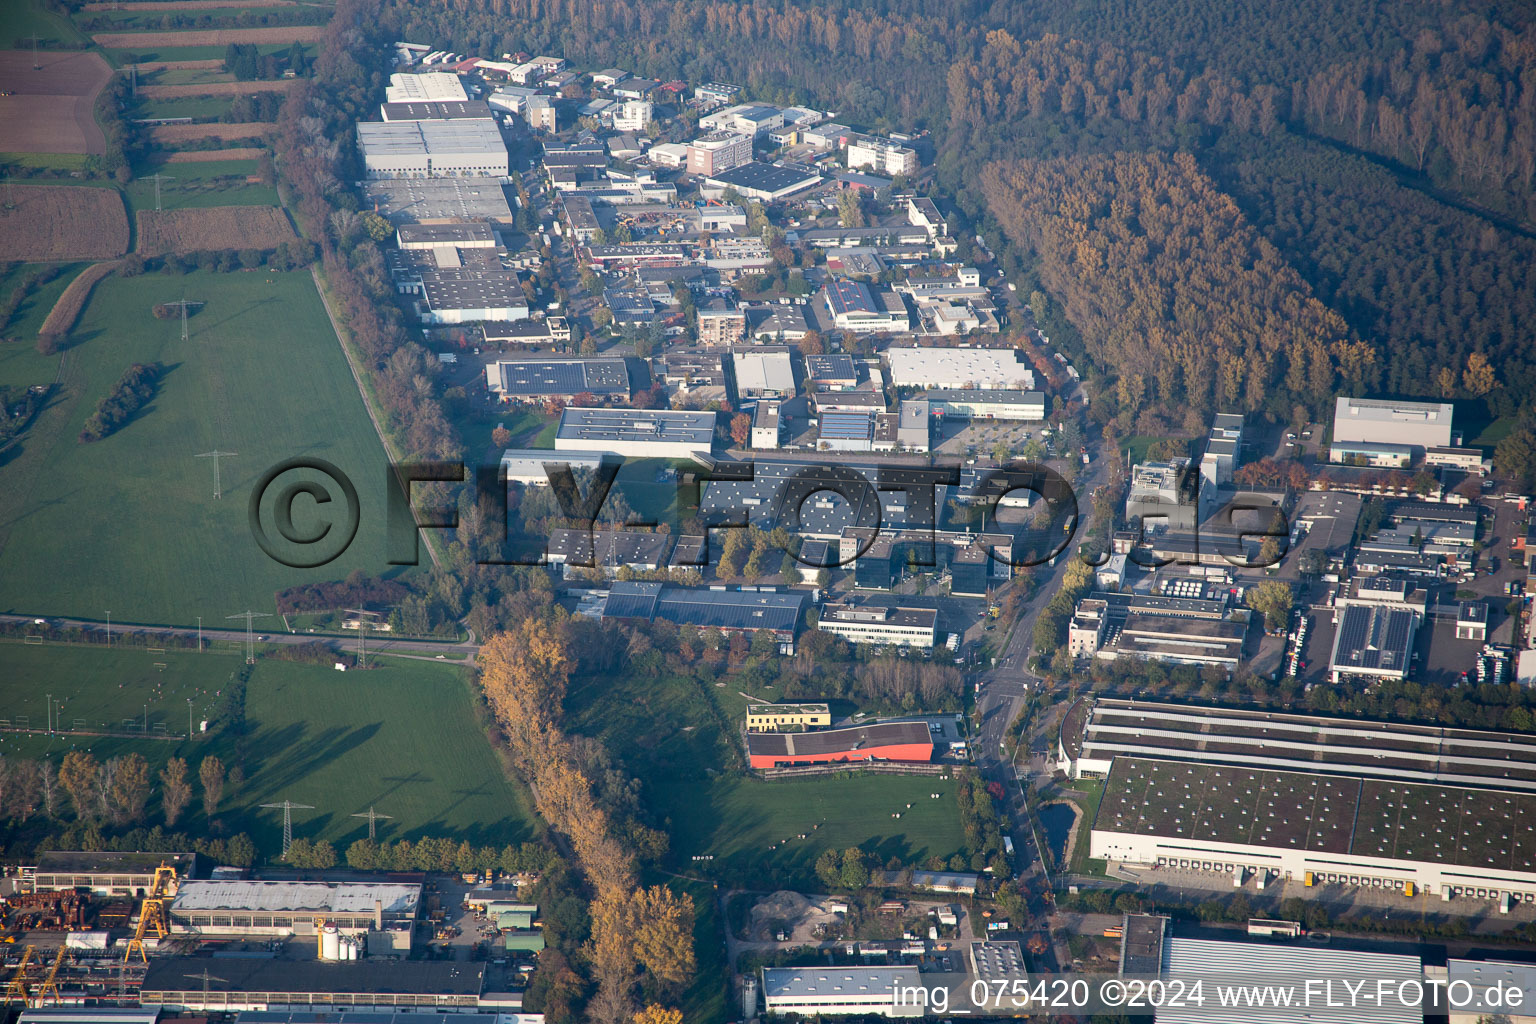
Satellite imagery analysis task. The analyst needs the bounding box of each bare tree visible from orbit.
[39,760,58,819]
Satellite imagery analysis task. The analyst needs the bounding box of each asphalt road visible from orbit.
[0,613,480,659]
[965,451,1110,959]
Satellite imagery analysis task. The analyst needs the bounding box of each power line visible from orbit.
[149,172,176,212]
[225,610,270,664]
[195,450,237,499]
[350,806,393,841]
[163,296,202,342]
[260,800,315,859]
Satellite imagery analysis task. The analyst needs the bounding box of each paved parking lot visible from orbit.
[1113,862,1536,929]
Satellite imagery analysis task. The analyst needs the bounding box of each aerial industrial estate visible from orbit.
[0,0,1534,1018]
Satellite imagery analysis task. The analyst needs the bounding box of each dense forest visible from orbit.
[381,0,1536,449]
[981,152,1369,417]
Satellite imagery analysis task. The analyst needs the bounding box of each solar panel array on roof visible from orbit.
[600,581,806,632]
[1330,604,1416,674]
[820,411,874,440]
[806,354,858,381]
[1096,757,1536,871]
[489,358,629,397]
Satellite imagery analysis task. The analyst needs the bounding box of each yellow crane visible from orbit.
[2,945,35,1006]
[32,947,69,1006]
[124,864,178,963]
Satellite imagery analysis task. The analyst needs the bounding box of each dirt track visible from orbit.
[137,80,296,98]
[163,147,265,162]
[0,186,129,261]
[94,25,325,47]
[150,121,271,143]
[0,50,112,155]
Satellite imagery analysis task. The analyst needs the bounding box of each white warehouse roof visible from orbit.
[385,72,468,104]
[887,347,1034,390]
[732,349,795,394]
[171,880,421,916]
[1158,937,1422,1024]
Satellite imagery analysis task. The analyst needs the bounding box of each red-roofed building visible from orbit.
[746,721,934,769]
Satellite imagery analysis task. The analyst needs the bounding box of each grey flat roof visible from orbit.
[420,269,525,311]
[602,581,806,632]
[761,966,921,1000]
[546,528,672,565]
[361,177,512,222]
[36,851,196,874]
[357,118,505,156]
[556,407,716,446]
[707,162,821,195]
[924,389,1045,405]
[971,940,1027,978]
[380,99,492,120]
[141,957,481,996]
[171,880,420,915]
[398,222,495,245]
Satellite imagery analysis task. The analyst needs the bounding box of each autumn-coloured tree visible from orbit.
[199,755,226,818]
[631,885,697,984]
[59,751,99,821]
[108,752,151,824]
[479,620,573,735]
[797,331,824,356]
[160,757,192,827]
[1463,351,1497,396]
[730,412,752,447]
[491,425,513,449]
[634,1007,683,1024]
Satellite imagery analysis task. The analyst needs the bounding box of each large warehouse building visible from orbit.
[140,958,480,1011]
[554,407,716,458]
[1062,698,1536,902]
[1156,934,1423,1024]
[485,357,631,402]
[1332,396,1454,451]
[25,851,197,895]
[747,721,934,769]
[358,118,509,179]
[169,880,420,948]
[760,967,923,1017]
[593,580,807,643]
[887,348,1034,390]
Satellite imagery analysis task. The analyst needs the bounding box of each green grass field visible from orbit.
[0,153,92,173]
[0,643,538,852]
[106,41,316,64]
[0,269,407,625]
[0,262,87,349]
[653,775,967,884]
[566,669,966,887]
[1,0,89,46]
[124,161,275,211]
[133,95,236,121]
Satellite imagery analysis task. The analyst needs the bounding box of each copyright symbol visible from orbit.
[248,457,360,569]
[1101,980,1127,1007]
